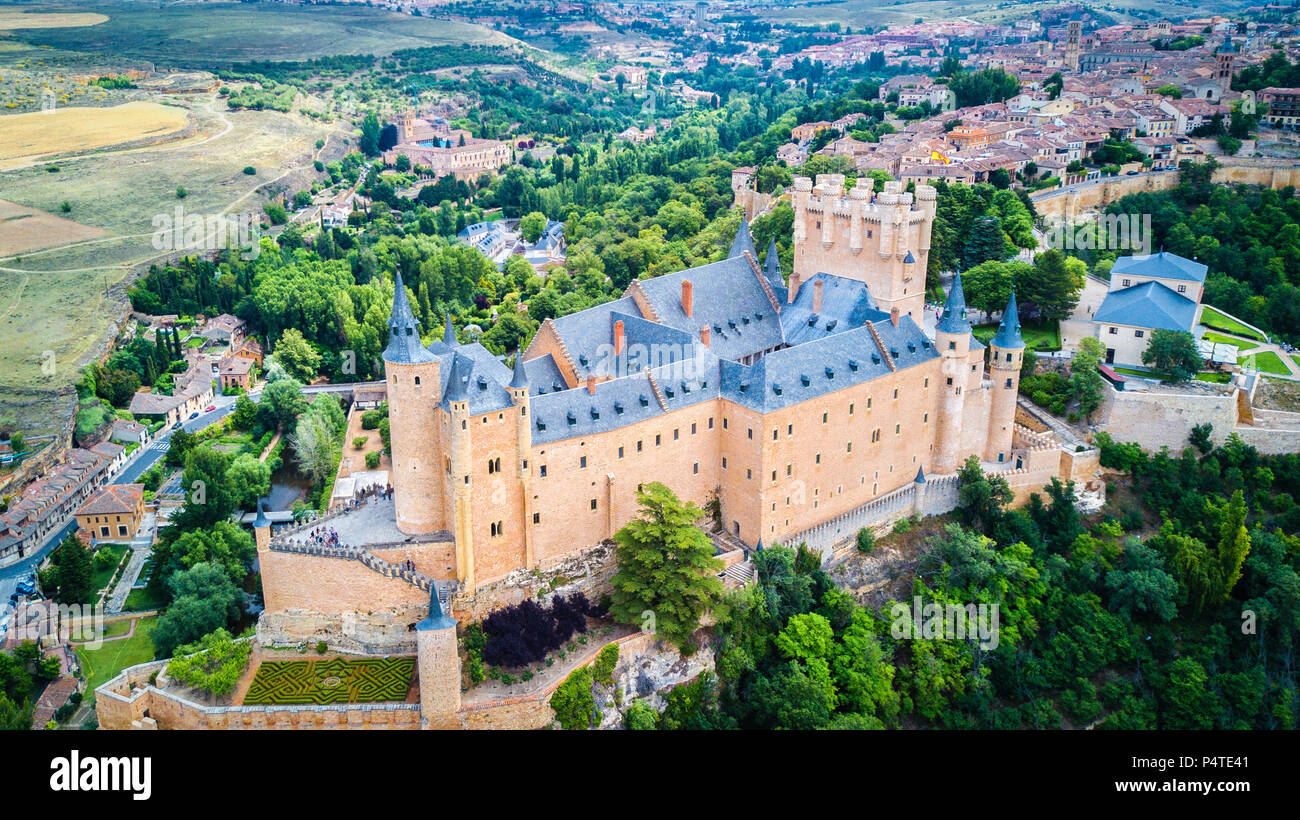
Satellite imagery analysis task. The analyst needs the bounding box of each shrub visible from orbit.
[623,700,657,730]
[365,451,380,469]
[164,629,252,696]
[361,409,384,430]
[315,641,328,654]
[481,593,601,668]
[855,527,875,553]
[551,666,595,729]
[352,436,367,449]
[243,166,256,175]
[592,642,619,686]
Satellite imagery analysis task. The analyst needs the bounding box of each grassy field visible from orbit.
[76,615,158,694]
[1240,350,1292,376]
[0,100,331,419]
[0,8,106,30]
[123,585,164,613]
[0,198,106,255]
[91,543,128,596]
[0,101,189,170]
[1201,306,1267,343]
[12,2,515,64]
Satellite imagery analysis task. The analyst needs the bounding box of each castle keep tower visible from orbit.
[790,175,936,325]
[985,291,1025,464]
[384,272,445,535]
[444,354,476,590]
[508,354,535,570]
[933,273,972,473]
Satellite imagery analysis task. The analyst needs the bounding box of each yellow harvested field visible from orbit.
[0,199,106,256]
[0,101,189,168]
[0,9,107,30]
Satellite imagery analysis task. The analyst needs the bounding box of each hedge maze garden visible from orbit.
[243,657,416,705]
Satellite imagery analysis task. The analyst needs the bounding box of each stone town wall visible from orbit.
[1096,382,1241,453]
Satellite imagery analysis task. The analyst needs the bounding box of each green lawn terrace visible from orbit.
[1199,305,1268,343]
[973,319,1061,352]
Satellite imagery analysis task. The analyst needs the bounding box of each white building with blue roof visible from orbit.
[1089,250,1207,366]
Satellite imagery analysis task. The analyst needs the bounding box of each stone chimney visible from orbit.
[700,325,711,347]
[613,319,625,355]
[681,280,693,318]
[812,279,824,314]
[890,306,900,327]
[586,374,597,394]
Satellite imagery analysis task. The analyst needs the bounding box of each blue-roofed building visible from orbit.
[456,218,567,272]
[1088,250,1206,366]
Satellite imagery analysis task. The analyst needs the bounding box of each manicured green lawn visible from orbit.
[1239,350,1291,376]
[1194,371,1232,384]
[1292,355,1300,371]
[76,616,159,694]
[1201,306,1267,342]
[91,545,129,596]
[123,585,165,612]
[973,320,1061,352]
[1201,330,1251,348]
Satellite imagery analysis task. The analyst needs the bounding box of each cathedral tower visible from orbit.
[1065,21,1081,73]
[384,271,444,535]
[985,291,1025,464]
[933,272,972,473]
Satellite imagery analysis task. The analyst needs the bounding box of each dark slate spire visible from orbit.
[443,312,458,347]
[384,271,435,364]
[764,237,781,282]
[729,214,758,260]
[509,352,529,389]
[252,497,270,528]
[914,465,926,484]
[444,354,468,402]
[936,271,971,334]
[991,290,1025,349]
[416,585,456,632]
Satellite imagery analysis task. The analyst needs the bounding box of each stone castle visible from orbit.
[102,173,1092,730]
[377,174,1026,593]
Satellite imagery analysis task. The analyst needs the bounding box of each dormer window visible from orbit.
[848,359,858,371]
[614,402,624,414]
[773,383,783,395]
[800,374,810,387]
[566,412,576,425]
[591,407,600,420]
[825,367,834,379]
[639,395,649,407]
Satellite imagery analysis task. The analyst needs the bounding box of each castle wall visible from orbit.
[1096,382,1240,452]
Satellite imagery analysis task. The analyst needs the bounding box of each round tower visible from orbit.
[415,586,461,729]
[445,354,476,591]
[384,271,443,535]
[985,291,1025,464]
[933,272,972,474]
[509,353,535,569]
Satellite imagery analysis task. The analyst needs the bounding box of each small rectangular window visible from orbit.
[580,455,587,468]
[590,499,598,511]
[533,512,540,524]
[539,465,547,478]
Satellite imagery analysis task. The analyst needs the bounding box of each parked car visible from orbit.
[15,577,36,595]
[189,411,199,420]
[205,405,216,413]
[173,421,184,430]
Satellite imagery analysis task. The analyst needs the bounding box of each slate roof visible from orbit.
[729,217,759,260]
[634,256,783,362]
[936,271,972,334]
[990,291,1025,349]
[1094,280,1198,332]
[384,272,436,364]
[781,273,886,346]
[1110,250,1208,284]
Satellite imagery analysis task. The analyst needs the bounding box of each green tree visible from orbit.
[227,453,271,509]
[359,112,382,157]
[273,328,322,383]
[1142,329,1202,382]
[957,456,1012,534]
[1069,336,1106,416]
[609,482,724,650]
[518,211,547,244]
